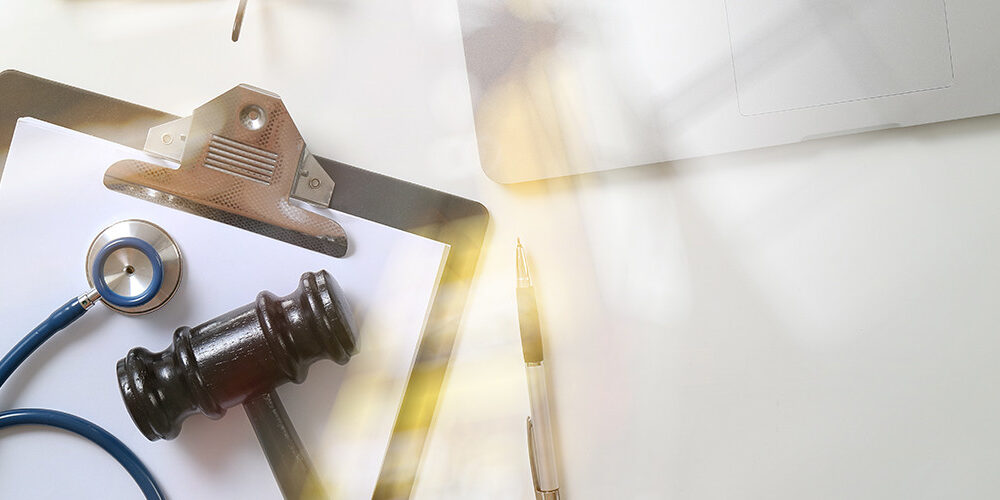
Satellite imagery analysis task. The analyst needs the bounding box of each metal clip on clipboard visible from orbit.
[105,84,349,258]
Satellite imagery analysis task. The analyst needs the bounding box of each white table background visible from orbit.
[3,1,1000,499]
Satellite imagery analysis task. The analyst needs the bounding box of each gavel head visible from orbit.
[117,270,358,441]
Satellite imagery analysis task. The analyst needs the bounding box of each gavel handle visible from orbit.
[244,391,327,499]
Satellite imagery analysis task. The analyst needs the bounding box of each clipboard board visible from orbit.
[0,70,489,499]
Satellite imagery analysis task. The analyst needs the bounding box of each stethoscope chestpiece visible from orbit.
[86,219,182,315]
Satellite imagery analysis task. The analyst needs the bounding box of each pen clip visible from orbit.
[527,416,542,496]
[527,416,561,500]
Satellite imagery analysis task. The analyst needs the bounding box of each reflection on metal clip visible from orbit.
[527,417,561,500]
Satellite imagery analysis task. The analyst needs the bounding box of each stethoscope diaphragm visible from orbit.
[86,219,182,315]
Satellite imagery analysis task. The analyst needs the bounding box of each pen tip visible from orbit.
[516,238,531,286]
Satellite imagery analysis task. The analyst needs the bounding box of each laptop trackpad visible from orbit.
[725,0,953,115]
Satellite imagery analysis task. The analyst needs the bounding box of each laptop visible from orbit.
[457,0,1000,183]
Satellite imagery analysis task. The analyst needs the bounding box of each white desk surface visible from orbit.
[3,1,1000,499]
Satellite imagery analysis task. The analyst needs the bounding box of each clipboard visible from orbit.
[0,70,489,499]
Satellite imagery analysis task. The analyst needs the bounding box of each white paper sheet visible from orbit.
[0,118,449,499]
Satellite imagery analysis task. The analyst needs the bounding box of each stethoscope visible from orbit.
[0,219,182,500]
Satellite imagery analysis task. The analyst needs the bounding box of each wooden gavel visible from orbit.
[117,270,358,499]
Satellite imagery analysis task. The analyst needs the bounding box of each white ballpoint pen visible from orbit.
[516,239,561,500]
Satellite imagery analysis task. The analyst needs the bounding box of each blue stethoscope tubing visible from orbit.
[0,237,167,500]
